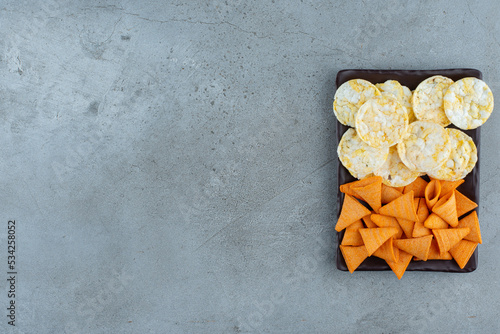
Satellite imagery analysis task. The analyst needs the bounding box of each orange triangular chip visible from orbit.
[335,194,371,232]
[339,245,369,273]
[359,227,398,255]
[381,184,403,204]
[379,191,418,222]
[394,235,433,261]
[414,239,452,260]
[404,177,428,198]
[416,198,430,222]
[396,218,415,239]
[432,227,471,255]
[352,178,382,213]
[393,186,404,193]
[454,190,478,218]
[386,250,413,280]
[341,220,365,246]
[362,214,377,228]
[423,213,449,229]
[373,237,399,263]
[340,176,383,200]
[449,240,478,269]
[439,179,465,197]
[371,214,404,239]
[425,179,441,210]
[432,190,459,227]
[456,211,482,244]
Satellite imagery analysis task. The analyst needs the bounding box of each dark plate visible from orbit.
[336,69,481,273]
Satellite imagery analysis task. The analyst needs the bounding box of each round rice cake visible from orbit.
[427,128,473,181]
[412,75,454,126]
[337,128,389,179]
[443,77,494,129]
[333,79,381,127]
[459,133,477,179]
[376,80,405,100]
[397,121,451,173]
[374,146,420,187]
[355,95,409,148]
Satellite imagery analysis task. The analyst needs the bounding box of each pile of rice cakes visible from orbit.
[334,76,492,186]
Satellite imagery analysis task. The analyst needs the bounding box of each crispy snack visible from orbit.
[340,175,383,199]
[338,129,389,179]
[335,194,371,232]
[394,235,433,261]
[412,75,454,126]
[397,121,451,173]
[444,77,494,130]
[373,238,399,263]
[423,213,449,229]
[362,214,377,228]
[436,179,465,197]
[379,191,418,222]
[355,95,409,148]
[386,250,413,280]
[334,79,381,127]
[340,245,369,273]
[449,240,478,269]
[456,211,482,244]
[432,191,459,227]
[381,184,403,204]
[359,227,399,255]
[427,129,474,181]
[397,217,415,239]
[403,177,428,198]
[352,177,382,213]
[374,146,420,187]
[341,220,365,246]
[425,179,441,210]
[371,214,404,239]
[454,190,478,218]
[415,239,453,260]
[433,228,471,255]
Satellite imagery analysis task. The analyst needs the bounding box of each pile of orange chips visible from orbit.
[336,176,481,279]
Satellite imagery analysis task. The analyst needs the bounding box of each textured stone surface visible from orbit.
[0,0,499,333]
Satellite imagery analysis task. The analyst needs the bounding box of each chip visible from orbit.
[456,211,482,244]
[386,250,413,280]
[414,239,453,260]
[423,213,449,229]
[379,191,418,222]
[334,79,381,127]
[412,75,454,126]
[394,235,433,261]
[437,179,465,197]
[444,77,494,130]
[403,177,428,198]
[370,214,404,239]
[338,129,389,179]
[424,179,441,210]
[432,227,471,255]
[397,121,451,173]
[340,245,369,273]
[340,175,383,200]
[432,190,459,227]
[352,177,382,213]
[355,95,409,148]
[381,184,403,204]
[454,190,478,218]
[341,220,365,246]
[397,217,415,239]
[449,240,478,269]
[335,194,372,232]
[359,227,399,256]
[373,237,398,263]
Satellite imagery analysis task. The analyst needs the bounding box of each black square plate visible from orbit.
[336,69,481,273]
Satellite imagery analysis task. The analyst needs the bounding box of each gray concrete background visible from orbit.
[1,0,499,333]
